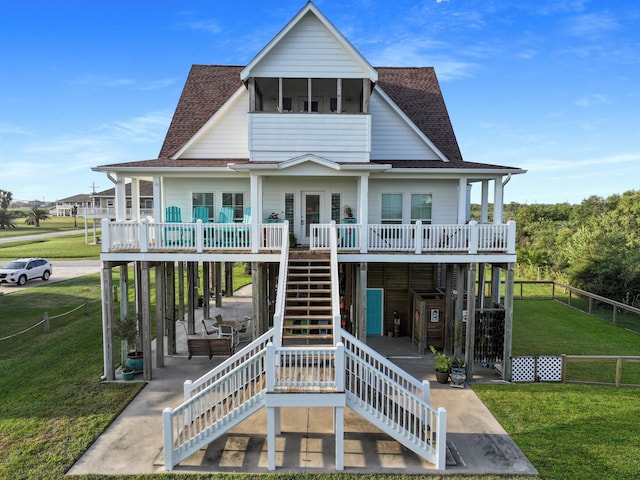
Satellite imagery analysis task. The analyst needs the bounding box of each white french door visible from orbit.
[299,192,323,245]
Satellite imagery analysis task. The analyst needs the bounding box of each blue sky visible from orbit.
[1,0,638,205]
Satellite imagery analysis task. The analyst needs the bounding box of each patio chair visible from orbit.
[193,206,211,246]
[201,319,219,338]
[164,206,183,245]
[213,206,236,247]
[236,315,252,343]
[193,206,210,223]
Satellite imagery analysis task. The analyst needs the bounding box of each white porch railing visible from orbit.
[340,330,446,469]
[313,220,516,255]
[101,218,287,253]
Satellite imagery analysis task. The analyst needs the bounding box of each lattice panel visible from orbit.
[511,356,563,383]
[511,356,536,382]
[537,356,562,382]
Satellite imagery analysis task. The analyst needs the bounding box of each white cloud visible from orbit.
[71,75,176,91]
[179,19,222,35]
[574,94,611,108]
[566,13,619,39]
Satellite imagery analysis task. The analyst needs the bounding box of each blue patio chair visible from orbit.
[164,206,183,245]
[193,206,211,246]
[192,206,210,223]
[212,206,235,247]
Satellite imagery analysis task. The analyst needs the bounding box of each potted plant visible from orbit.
[114,314,143,372]
[430,345,453,384]
[342,205,355,223]
[450,357,466,388]
[121,363,136,381]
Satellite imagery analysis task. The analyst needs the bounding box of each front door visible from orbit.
[300,192,322,245]
[366,289,384,335]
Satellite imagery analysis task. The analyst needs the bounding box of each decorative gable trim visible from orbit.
[240,2,377,82]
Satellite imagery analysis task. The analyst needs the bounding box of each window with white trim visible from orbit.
[381,194,402,224]
[222,193,244,222]
[411,194,432,224]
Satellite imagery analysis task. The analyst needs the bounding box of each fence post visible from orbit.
[43,312,49,333]
[612,307,617,325]
[84,298,89,315]
[561,354,566,383]
[615,358,622,387]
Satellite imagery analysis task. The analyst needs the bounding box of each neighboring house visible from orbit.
[86,180,154,220]
[92,3,524,470]
[53,193,93,217]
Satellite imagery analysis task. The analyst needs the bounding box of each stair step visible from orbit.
[284,314,333,320]
[284,305,331,316]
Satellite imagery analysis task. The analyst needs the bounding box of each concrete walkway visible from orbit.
[68,286,536,476]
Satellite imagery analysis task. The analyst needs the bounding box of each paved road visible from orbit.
[0,229,100,294]
[0,259,101,295]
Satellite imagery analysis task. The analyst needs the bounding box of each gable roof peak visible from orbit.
[240,2,377,82]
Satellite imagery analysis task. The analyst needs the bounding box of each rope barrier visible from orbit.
[0,298,101,341]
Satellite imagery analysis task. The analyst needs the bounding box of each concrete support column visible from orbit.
[491,265,501,306]
[444,264,455,354]
[155,262,165,368]
[119,265,129,365]
[465,263,477,378]
[202,261,210,320]
[356,262,367,342]
[252,262,267,334]
[101,265,114,380]
[503,263,515,381]
[140,262,152,381]
[187,262,197,335]
[165,262,176,355]
[454,264,465,359]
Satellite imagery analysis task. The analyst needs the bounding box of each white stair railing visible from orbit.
[340,330,447,469]
[163,331,273,470]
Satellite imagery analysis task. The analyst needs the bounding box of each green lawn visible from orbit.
[0,216,91,238]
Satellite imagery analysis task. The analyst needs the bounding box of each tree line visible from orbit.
[495,190,640,307]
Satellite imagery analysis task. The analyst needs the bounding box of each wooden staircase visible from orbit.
[282,252,334,346]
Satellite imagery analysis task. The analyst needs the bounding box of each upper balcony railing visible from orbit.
[101,219,516,256]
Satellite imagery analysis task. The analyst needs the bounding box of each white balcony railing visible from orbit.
[102,219,516,256]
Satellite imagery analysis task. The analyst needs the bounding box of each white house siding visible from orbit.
[181,91,250,159]
[262,175,357,222]
[162,177,250,220]
[368,179,459,224]
[249,12,368,79]
[370,92,440,161]
[249,113,370,162]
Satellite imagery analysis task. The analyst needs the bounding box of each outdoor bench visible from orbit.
[187,338,234,359]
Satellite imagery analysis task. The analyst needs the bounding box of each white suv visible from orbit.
[0,258,52,286]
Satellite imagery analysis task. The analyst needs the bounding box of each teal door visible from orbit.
[366,289,384,335]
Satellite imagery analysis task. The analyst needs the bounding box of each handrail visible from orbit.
[329,222,342,342]
[183,329,275,400]
[272,221,290,347]
[340,329,446,469]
